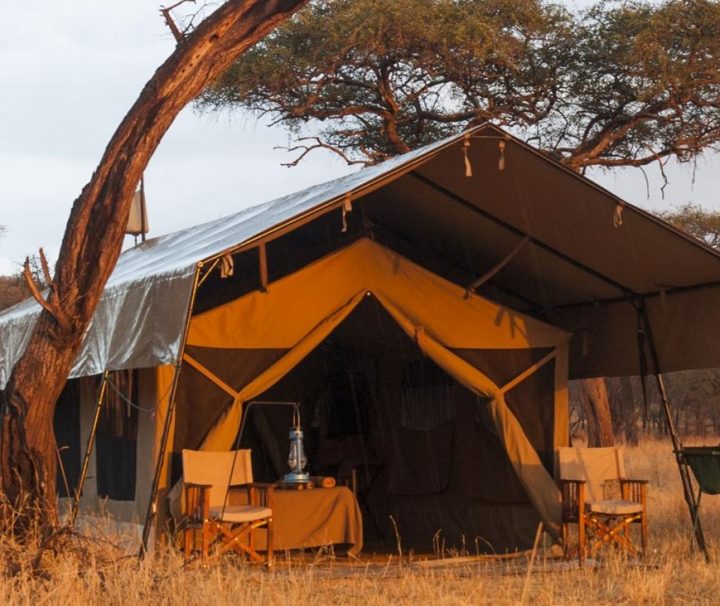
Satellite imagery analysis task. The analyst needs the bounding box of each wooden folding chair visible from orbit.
[558,446,647,563]
[182,449,274,565]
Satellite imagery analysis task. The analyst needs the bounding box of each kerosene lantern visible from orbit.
[283,407,310,484]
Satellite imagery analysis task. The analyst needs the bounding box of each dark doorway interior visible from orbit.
[238,296,545,554]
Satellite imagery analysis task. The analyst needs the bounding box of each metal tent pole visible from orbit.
[639,299,709,561]
[139,263,202,556]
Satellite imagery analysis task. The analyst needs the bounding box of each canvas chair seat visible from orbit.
[587,499,643,516]
[210,505,272,524]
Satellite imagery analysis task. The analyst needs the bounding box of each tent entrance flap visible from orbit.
[206,296,558,552]
[173,239,568,552]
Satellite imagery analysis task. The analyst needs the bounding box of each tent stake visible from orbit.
[69,369,110,526]
[139,262,202,556]
[639,299,709,561]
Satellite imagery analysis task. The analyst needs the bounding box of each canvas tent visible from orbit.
[2,123,720,553]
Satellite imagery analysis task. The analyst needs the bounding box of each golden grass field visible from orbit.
[2,438,720,605]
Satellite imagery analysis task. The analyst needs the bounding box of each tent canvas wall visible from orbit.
[3,123,720,551]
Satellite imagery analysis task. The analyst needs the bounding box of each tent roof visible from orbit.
[2,123,720,387]
[0,130,473,387]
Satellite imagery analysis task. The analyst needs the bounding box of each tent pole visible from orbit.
[139,263,202,556]
[639,299,709,561]
[464,236,529,297]
[69,369,110,526]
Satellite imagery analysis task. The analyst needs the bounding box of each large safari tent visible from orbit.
[2,123,720,554]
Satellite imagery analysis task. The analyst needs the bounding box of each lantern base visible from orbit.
[283,471,311,484]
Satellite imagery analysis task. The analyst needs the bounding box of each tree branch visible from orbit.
[276,136,368,167]
[160,0,196,43]
[22,251,68,333]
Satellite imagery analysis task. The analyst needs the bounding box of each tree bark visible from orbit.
[0,0,309,536]
[579,377,615,447]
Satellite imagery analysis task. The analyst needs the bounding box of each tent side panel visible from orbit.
[70,368,160,542]
[563,287,720,378]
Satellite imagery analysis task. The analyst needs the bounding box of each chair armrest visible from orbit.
[559,479,586,522]
[229,483,275,508]
[183,483,212,522]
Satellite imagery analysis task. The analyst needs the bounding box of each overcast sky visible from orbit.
[1,1,718,276]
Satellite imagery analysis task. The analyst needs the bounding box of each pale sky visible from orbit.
[1,1,718,276]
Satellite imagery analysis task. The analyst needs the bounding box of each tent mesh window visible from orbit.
[400,357,455,431]
[96,370,139,501]
[53,379,82,498]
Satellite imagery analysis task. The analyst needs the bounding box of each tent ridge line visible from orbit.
[409,171,639,299]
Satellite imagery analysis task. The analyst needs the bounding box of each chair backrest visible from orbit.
[557,446,626,503]
[182,449,254,509]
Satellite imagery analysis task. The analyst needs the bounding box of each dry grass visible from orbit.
[3,438,720,605]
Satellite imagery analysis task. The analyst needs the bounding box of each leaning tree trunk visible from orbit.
[0,0,309,538]
[579,377,615,447]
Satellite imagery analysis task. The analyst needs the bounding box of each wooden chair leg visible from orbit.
[201,523,210,564]
[266,517,274,566]
[578,514,586,565]
[640,514,648,556]
[184,527,192,562]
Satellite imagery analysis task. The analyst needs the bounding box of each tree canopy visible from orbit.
[202,0,720,171]
[658,203,720,250]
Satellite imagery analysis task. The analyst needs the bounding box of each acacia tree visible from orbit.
[0,0,309,537]
[201,0,720,446]
[659,203,720,249]
[202,0,574,164]
[202,0,720,170]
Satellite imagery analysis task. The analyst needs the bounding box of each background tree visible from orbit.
[0,254,49,312]
[0,275,29,312]
[202,0,573,164]
[202,0,720,171]
[658,203,720,249]
[0,227,27,311]
[0,0,309,537]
